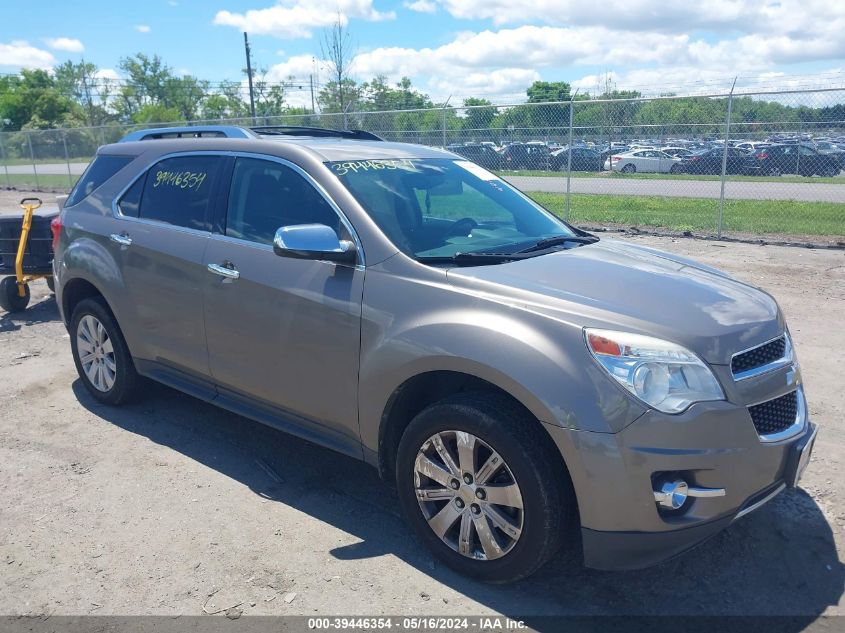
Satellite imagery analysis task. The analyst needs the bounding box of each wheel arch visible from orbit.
[375,369,571,492]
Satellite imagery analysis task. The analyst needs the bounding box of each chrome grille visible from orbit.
[731,336,787,378]
[748,391,798,436]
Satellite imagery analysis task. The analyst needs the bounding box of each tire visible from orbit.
[46,276,55,293]
[620,164,636,174]
[768,167,782,177]
[0,277,30,313]
[669,164,681,174]
[396,392,572,583]
[70,296,142,405]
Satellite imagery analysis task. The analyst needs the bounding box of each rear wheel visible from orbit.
[768,166,782,177]
[621,164,636,174]
[0,277,30,313]
[396,393,572,583]
[70,297,142,405]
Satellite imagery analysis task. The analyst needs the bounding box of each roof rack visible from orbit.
[119,124,383,143]
[119,126,256,142]
[249,126,383,141]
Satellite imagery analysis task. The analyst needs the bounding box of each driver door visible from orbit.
[202,156,364,450]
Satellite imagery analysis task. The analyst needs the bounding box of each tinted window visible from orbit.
[139,155,222,231]
[118,173,146,217]
[226,157,342,246]
[67,155,133,207]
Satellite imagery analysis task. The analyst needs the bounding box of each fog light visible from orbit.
[654,479,689,509]
[653,478,726,510]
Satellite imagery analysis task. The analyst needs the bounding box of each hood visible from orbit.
[446,239,782,365]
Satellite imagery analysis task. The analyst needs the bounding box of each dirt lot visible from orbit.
[1,190,843,620]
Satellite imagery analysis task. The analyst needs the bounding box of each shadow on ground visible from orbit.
[74,380,843,626]
[0,292,59,332]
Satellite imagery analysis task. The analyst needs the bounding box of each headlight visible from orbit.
[585,328,724,414]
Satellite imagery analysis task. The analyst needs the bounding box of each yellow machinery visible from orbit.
[0,198,56,313]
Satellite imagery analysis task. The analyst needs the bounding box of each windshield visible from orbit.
[327,158,577,260]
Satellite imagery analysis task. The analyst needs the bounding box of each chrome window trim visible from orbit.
[751,387,807,444]
[111,150,365,268]
[227,152,365,268]
[731,333,793,381]
[109,150,225,237]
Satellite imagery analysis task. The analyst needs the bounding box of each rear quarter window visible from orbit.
[137,155,223,231]
[66,155,134,207]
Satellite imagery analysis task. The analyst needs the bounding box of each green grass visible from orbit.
[530,192,845,236]
[1,174,73,190]
[0,156,91,166]
[498,170,845,185]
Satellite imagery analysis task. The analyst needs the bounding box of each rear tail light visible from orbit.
[50,213,63,252]
[690,156,701,161]
[611,155,621,162]
[757,152,768,160]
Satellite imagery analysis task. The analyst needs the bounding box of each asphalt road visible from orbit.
[505,175,845,202]
[4,161,845,202]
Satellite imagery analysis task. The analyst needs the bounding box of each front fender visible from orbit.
[357,263,646,457]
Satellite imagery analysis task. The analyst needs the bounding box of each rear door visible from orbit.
[202,156,364,450]
[114,153,225,384]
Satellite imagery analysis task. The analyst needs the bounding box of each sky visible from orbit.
[1,0,844,107]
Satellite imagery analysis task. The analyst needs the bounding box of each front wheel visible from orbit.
[669,164,681,174]
[396,393,572,583]
[70,297,142,405]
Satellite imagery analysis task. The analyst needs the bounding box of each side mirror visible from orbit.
[273,224,357,264]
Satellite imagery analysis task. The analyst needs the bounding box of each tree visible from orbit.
[319,13,357,115]
[0,69,80,131]
[462,98,497,136]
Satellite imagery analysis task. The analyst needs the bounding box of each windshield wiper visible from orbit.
[515,234,599,254]
[416,252,531,265]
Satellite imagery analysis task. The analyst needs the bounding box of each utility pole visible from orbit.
[310,74,316,114]
[244,32,257,123]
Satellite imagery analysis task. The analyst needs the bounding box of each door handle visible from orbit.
[207,262,240,280]
[110,233,132,246]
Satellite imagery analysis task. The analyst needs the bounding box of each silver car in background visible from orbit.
[605,148,684,173]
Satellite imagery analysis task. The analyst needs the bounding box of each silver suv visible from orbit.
[53,125,817,583]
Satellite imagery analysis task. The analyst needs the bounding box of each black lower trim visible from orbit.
[582,516,734,570]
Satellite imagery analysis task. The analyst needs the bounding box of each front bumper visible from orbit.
[544,364,816,570]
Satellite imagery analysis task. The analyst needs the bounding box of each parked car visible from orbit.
[743,143,841,177]
[51,125,817,583]
[812,141,845,169]
[500,142,551,170]
[677,147,748,175]
[661,147,694,158]
[549,147,603,172]
[604,149,683,173]
[734,141,771,153]
[447,143,502,170]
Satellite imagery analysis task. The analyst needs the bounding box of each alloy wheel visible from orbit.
[414,430,524,561]
[76,314,117,392]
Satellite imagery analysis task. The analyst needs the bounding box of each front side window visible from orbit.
[226,157,343,246]
[67,155,133,207]
[138,155,222,231]
[328,158,577,260]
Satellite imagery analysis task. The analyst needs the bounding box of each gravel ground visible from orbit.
[0,191,843,620]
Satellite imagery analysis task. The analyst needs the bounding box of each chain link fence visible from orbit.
[2,87,844,242]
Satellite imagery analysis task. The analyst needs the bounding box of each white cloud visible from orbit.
[0,40,55,69]
[135,25,151,33]
[213,1,395,39]
[404,0,437,13]
[94,68,121,82]
[44,37,84,53]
